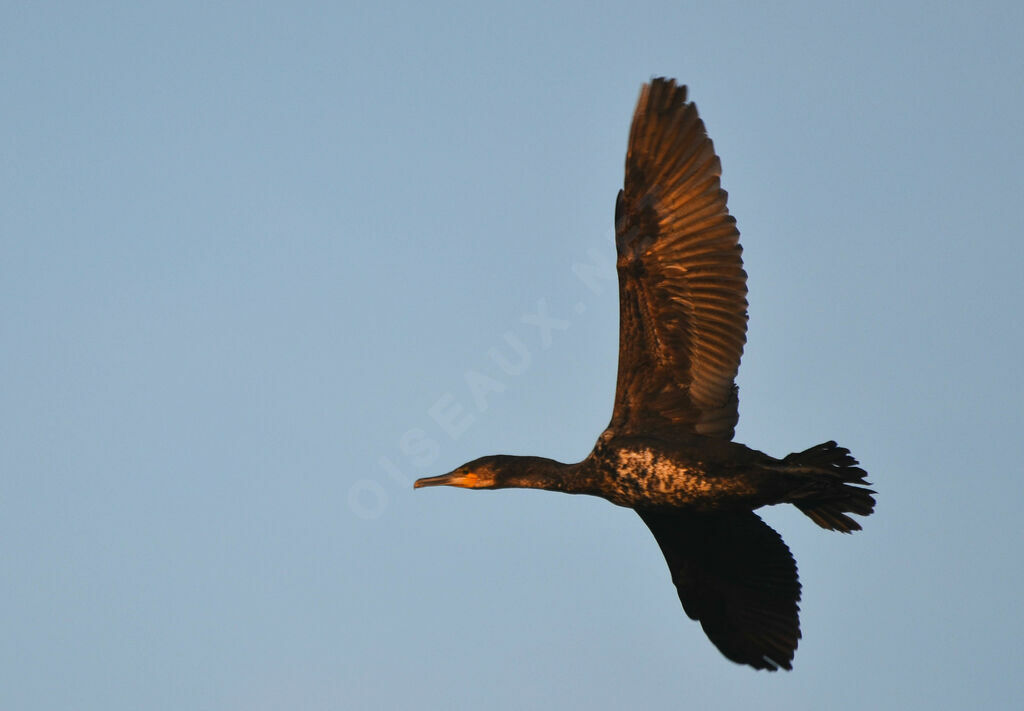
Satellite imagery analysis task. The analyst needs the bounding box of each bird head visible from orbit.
[414,455,567,491]
[413,456,503,490]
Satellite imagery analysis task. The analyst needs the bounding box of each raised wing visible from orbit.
[637,509,802,671]
[611,79,747,440]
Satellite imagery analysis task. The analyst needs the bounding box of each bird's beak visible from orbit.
[413,473,455,488]
[414,471,485,489]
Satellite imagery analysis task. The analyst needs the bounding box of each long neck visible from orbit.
[497,455,590,493]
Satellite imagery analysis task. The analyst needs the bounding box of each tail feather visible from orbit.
[783,441,875,533]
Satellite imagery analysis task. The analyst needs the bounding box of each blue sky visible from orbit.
[3,1,1023,709]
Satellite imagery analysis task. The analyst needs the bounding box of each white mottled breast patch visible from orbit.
[610,446,737,508]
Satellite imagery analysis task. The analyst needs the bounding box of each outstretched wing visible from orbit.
[637,509,802,671]
[611,79,747,440]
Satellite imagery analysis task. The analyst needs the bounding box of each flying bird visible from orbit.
[414,78,875,671]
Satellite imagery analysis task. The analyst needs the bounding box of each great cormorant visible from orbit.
[414,78,875,671]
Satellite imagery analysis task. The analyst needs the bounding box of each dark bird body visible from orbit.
[415,78,875,671]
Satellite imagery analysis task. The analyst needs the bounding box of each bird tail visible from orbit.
[781,441,875,532]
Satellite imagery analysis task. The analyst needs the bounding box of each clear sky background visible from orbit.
[3,2,1023,709]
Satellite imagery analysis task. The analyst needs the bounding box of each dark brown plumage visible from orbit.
[414,78,875,671]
